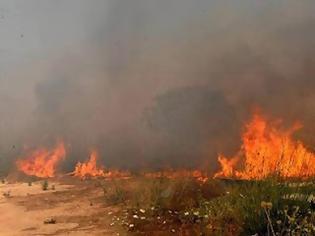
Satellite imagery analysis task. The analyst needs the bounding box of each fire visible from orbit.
[144,169,208,182]
[16,142,66,178]
[215,110,315,180]
[73,150,131,179]
[73,150,105,178]
[73,151,205,181]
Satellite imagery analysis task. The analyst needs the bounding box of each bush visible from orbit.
[270,204,315,235]
[130,178,224,211]
[101,176,315,235]
[42,180,49,191]
[124,178,225,234]
[102,180,128,205]
[202,178,315,235]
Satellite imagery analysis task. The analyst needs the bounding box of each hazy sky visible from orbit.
[1,1,315,172]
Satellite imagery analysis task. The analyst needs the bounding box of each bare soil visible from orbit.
[0,177,125,236]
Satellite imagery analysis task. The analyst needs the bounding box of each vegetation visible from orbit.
[2,190,11,198]
[42,180,49,191]
[102,177,315,235]
[201,179,315,235]
[101,179,129,205]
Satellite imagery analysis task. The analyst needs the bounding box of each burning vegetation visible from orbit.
[2,1,315,235]
[15,142,66,178]
[72,150,130,179]
[73,150,105,178]
[7,109,315,235]
[13,109,315,181]
[215,110,315,180]
[143,170,208,183]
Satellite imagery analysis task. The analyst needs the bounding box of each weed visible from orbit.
[102,180,128,205]
[42,180,49,191]
[101,176,315,235]
[2,190,11,198]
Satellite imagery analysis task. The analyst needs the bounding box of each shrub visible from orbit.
[270,204,315,235]
[42,180,49,191]
[102,180,128,205]
[203,178,315,235]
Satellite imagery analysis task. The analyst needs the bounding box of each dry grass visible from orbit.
[100,177,315,235]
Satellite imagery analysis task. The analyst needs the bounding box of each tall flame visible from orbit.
[16,142,66,178]
[215,110,315,179]
[73,150,105,178]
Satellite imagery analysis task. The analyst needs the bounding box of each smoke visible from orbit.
[1,1,315,173]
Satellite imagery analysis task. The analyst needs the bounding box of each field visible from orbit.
[0,177,125,235]
[1,176,315,236]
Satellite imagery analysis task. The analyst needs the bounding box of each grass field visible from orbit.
[100,176,315,235]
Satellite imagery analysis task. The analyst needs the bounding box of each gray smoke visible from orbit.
[1,0,315,173]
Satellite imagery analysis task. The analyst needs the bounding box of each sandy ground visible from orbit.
[0,179,125,236]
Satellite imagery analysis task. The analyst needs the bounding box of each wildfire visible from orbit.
[16,142,66,178]
[73,150,105,178]
[215,110,315,180]
[72,150,130,179]
[144,169,208,182]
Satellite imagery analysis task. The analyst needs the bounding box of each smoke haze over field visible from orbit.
[1,1,315,173]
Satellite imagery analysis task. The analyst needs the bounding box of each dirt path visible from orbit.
[0,180,125,235]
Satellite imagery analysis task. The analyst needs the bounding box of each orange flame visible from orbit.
[16,142,66,178]
[215,110,315,180]
[144,169,208,182]
[73,150,105,178]
[73,150,130,179]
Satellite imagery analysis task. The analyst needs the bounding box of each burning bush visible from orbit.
[15,142,66,178]
[73,150,105,178]
[215,110,315,180]
[72,150,130,180]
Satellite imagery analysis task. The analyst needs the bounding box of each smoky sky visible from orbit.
[1,1,315,173]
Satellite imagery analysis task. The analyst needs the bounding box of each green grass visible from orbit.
[201,178,315,235]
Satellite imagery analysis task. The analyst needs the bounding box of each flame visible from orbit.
[215,110,315,180]
[73,150,130,179]
[16,142,66,178]
[73,150,105,178]
[73,151,205,181]
[144,169,208,182]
